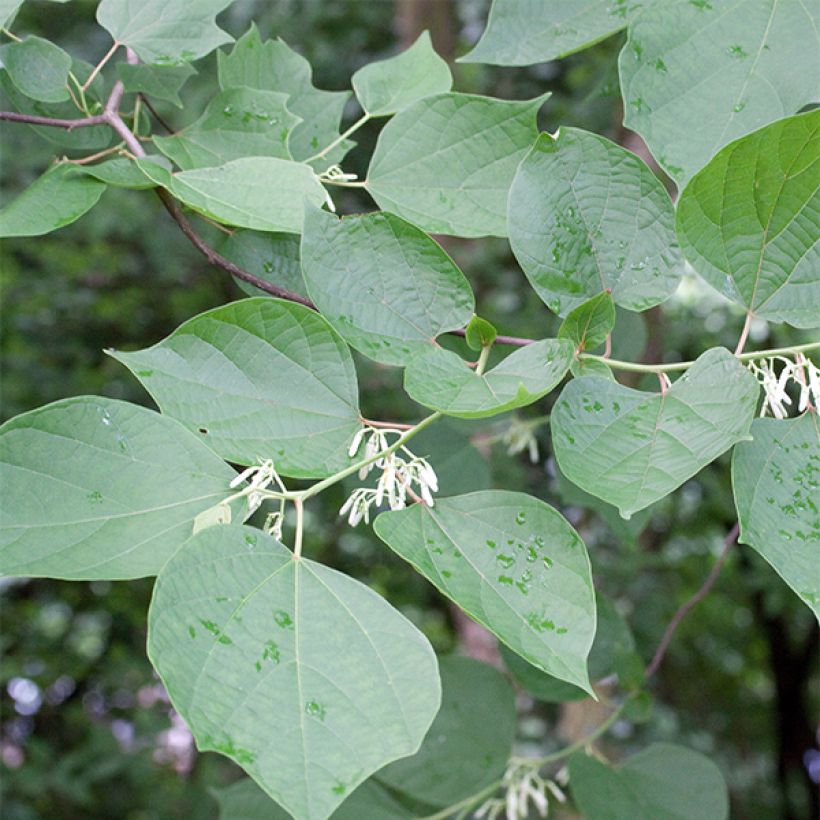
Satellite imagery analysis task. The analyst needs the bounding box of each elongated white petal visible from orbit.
[348,426,366,457]
[230,465,257,488]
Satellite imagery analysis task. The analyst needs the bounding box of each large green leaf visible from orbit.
[460,0,643,66]
[374,490,596,692]
[366,93,548,238]
[96,0,234,65]
[0,0,22,26]
[116,62,196,107]
[676,112,820,328]
[79,156,167,189]
[377,656,515,807]
[732,413,820,618]
[108,298,362,477]
[501,594,638,702]
[0,396,235,580]
[352,31,452,117]
[619,0,820,186]
[558,291,616,353]
[403,339,573,418]
[154,88,300,170]
[508,129,683,316]
[217,229,307,299]
[0,165,106,238]
[552,347,759,518]
[136,157,325,234]
[300,208,474,365]
[217,25,351,168]
[569,744,729,819]
[0,36,71,102]
[148,524,440,820]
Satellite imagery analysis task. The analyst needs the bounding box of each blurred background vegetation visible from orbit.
[0,1,817,818]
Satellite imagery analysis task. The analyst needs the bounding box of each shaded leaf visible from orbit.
[352,31,452,117]
[154,88,300,169]
[0,396,235,580]
[403,339,573,418]
[551,348,759,518]
[732,413,820,618]
[148,524,440,820]
[377,656,516,807]
[508,129,683,316]
[116,62,196,107]
[79,156,168,189]
[366,92,548,237]
[676,111,820,328]
[0,35,71,103]
[374,490,596,692]
[96,0,234,65]
[619,0,820,185]
[558,291,615,352]
[569,744,728,820]
[464,315,498,352]
[0,164,106,238]
[108,298,362,477]
[300,208,474,365]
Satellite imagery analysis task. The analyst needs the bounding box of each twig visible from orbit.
[646,522,739,678]
[82,40,120,92]
[139,94,174,133]
[735,311,753,355]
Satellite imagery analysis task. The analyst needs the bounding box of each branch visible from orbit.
[0,110,107,128]
[645,522,738,678]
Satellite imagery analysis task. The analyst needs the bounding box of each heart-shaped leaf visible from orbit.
[376,655,516,807]
[552,347,759,517]
[0,396,235,580]
[569,743,728,819]
[148,525,440,820]
[508,129,683,316]
[300,208,474,365]
[732,413,820,618]
[109,298,363,477]
[403,339,573,418]
[366,92,548,237]
[0,35,71,102]
[374,490,596,692]
[676,111,820,328]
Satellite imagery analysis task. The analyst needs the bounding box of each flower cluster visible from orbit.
[747,354,820,419]
[230,459,286,515]
[476,759,566,819]
[339,427,439,527]
[502,417,541,464]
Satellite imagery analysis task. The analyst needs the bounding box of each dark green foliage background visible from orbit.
[0,2,816,819]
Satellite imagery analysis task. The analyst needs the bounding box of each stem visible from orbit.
[82,40,120,92]
[361,418,415,431]
[735,311,753,355]
[306,112,370,163]
[320,178,368,188]
[300,412,441,501]
[0,26,21,41]
[293,498,304,559]
[475,345,492,376]
[418,779,503,820]
[645,522,738,678]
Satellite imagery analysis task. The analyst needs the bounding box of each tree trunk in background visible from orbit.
[395,0,456,58]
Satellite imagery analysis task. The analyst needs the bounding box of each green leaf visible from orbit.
[216,229,307,299]
[403,339,573,418]
[460,0,643,66]
[0,0,22,27]
[108,298,362,477]
[500,594,639,702]
[136,157,326,234]
[551,347,759,518]
[464,315,498,352]
[217,25,351,168]
[0,396,235,580]
[79,156,168,189]
[366,92,548,238]
[377,656,516,807]
[508,129,683,316]
[213,777,412,820]
[732,413,820,618]
[0,62,112,150]
[300,208,475,365]
[676,111,820,328]
[0,36,71,103]
[374,490,596,693]
[0,164,106,238]
[569,743,728,819]
[352,31,452,117]
[96,0,234,65]
[558,292,616,352]
[619,0,820,186]
[116,62,196,107]
[154,88,301,169]
[148,524,440,820]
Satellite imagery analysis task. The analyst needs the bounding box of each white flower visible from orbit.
[794,354,820,413]
[748,357,795,419]
[476,759,564,820]
[502,417,540,464]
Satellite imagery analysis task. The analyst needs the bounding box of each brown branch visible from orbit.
[646,522,739,678]
[0,110,107,128]
[139,94,174,134]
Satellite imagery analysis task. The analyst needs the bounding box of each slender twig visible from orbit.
[360,418,414,431]
[61,145,123,165]
[0,110,107,128]
[139,94,174,133]
[450,327,534,347]
[306,112,370,163]
[735,311,753,355]
[645,522,739,678]
[82,40,120,92]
